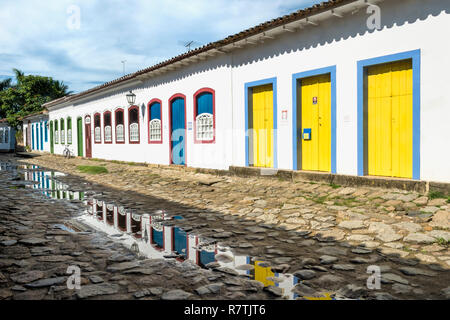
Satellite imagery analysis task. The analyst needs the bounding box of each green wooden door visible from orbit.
[50,121,54,154]
[77,117,83,157]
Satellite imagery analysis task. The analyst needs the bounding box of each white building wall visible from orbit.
[230,0,450,182]
[0,124,15,152]
[45,0,450,182]
[22,118,49,152]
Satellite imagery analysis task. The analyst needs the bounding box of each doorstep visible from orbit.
[228,166,450,194]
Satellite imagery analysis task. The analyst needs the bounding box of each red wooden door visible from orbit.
[85,116,92,158]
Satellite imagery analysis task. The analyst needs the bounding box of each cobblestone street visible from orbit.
[0,153,449,300]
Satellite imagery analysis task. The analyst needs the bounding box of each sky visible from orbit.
[0,0,318,93]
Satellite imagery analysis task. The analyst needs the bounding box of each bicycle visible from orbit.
[63,144,73,159]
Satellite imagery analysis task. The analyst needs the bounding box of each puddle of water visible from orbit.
[1,162,335,300]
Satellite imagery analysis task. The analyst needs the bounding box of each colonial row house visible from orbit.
[22,111,50,153]
[0,119,16,152]
[34,0,450,183]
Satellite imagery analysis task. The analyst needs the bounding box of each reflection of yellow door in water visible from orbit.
[367,60,412,178]
[254,261,275,287]
[252,85,273,168]
[301,74,331,172]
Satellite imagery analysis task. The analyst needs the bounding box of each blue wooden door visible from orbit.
[40,122,43,150]
[170,97,186,165]
[152,228,164,248]
[173,227,187,258]
[199,250,215,267]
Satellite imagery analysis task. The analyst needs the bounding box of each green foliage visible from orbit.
[329,183,341,189]
[428,190,445,199]
[77,165,108,174]
[436,238,449,246]
[428,190,450,203]
[0,69,72,127]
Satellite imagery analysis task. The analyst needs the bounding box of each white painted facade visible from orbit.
[43,0,450,182]
[0,122,15,152]
[22,114,50,153]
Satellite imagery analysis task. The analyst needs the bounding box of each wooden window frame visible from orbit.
[147,98,163,144]
[94,113,102,144]
[128,105,140,144]
[193,88,216,144]
[114,108,125,144]
[103,111,112,144]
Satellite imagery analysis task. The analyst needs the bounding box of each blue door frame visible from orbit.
[244,77,278,168]
[357,49,421,180]
[291,66,337,173]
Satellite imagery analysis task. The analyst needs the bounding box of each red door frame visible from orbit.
[85,115,92,158]
[168,93,187,166]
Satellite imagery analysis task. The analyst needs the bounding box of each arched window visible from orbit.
[60,119,65,144]
[115,108,125,143]
[103,111,112,143]
[54,121,59,144]
[148,99,162,143]
[94,113,101,143]
[193,88,215,143]
[67,117,72,144]
[128,106,139,143]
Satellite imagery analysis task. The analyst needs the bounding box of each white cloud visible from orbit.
[0,0,316,92]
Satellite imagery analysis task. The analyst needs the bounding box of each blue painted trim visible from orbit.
[291,66,337,173]
[31,124,35,150]
[357,49,420,180]
[246,256,251,276]
[40,122,43,150]
[244,77,278,168]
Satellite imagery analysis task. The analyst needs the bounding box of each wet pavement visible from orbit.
[0,155,449,300]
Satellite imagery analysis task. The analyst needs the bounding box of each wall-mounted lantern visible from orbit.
[126,90,136,106]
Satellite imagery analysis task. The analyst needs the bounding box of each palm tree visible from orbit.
[0,78,12,91]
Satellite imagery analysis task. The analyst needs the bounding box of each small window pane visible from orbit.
[196,113,213,141]
[130,123,139,142]
[95,127,101,142]
[149,119,161,141]
[105,126,112,142]
[116,124,124,142]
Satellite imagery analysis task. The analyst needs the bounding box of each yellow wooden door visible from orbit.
[254,261,275,287]
[252,85,273,168]
[301,74,331,172]
[367,60,412,178]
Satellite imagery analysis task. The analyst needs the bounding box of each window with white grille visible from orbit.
[4,129,8,144]
[104,112,112,143]
[94,127,101,142]
[130,123,139,142]
[116,124,124,142]
[61,129,65,144]
[196,113,214,141]
[104,126,112,142]
[0,130,3,144]
[67,129,72,144]
[149,119,161,141]
[55,130,59,143]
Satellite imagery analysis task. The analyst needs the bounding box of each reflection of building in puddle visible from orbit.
[23,169,83,200]
[82,198,335,300]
